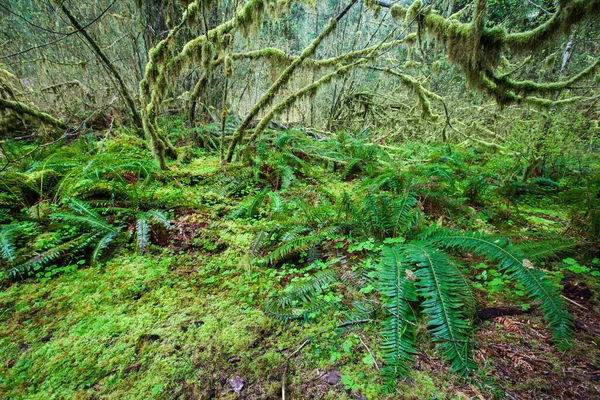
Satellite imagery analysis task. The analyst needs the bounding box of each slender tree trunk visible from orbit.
[310,6,319,126]
[188,72,209,127]
[59,3,144,130]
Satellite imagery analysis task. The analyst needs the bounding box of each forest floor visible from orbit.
[1,132,599,399]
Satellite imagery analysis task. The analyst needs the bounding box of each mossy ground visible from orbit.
[1,133,599,399]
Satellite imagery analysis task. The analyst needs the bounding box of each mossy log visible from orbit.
[0,98,68,130]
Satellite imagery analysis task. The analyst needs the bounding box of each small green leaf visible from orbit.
[151,384,163,395]
[362,354,375,367]
[360,285,374,294]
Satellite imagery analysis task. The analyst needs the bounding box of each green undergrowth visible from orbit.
[0,251,454,399]
[1,123,599,398]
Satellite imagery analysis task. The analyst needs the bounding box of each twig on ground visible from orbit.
[359,334,380,371]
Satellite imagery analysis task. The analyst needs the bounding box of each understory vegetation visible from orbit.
[1,0,600,399]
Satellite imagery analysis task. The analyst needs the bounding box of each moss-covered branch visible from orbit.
[208,37,411,75]
[140,0,266,169]
[489,57,600,96]
[0,98,68,129]
[225,0,358,162]
[139,1,206,169]
[247,60,367,144]
[505,0,600,53]
[367,66,442,121]
[390,0,600,106]
[188,71,209,126]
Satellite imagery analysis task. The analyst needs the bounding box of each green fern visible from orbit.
[267,192,284,214]
[514,238,578,262]
[91,231,121,266]
[265,270,339,323]
[267,233,322,265]
[136,215,150,254]
[378,246,418,384]
[346,192,418,239]
[405,243,476,376]
[230,189,269,219]
[7,233,95,278]
[135,210,171,254]
[0,224,19,263]
[429,231,574,347]
[52,198,119,233]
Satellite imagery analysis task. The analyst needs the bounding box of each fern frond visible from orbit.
[378,246,418,381]
[430,232,574,346]
[278,270,339,307]
[247,190,268,217]
[92,231,120,265]
[265,297,331,323]
[279,226,312,242]
[267,233,321,265]
[306,244,321,265]
[230,189,268,219]
[0,225,19,263]
[343,301,379,324]
[8,234,95,278]
[267,192,284,214]
[363,194,391,239]
[250,230,269,256]
[275,132,292,148]
[52,212,117,233]
[265,270,339,323]
[390,193,418,237]
[146,209,172,228]
[342,158,362,179]
[514,239,577,262]
[136,214,150,254]
[404,243,475,376]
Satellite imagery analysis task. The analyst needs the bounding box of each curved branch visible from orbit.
[0,0,117,60]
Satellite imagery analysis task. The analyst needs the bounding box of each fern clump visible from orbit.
[264,187,574,387]
[0,138,172,280]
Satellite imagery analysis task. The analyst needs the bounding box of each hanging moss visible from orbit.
[224,56,233,77]
[221,33,232,50]
[237,0,266,38]
[506,0,600,54]
[390,5,407,22]
[491,57,600,97]
[390,0,599,108]
[404,0,423,26]
[378,68,441,121]
[225,13,348,162]
[431,60,441,75]
[140,0,267,169]
[544,52,558,69]
[188,71,210,126]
